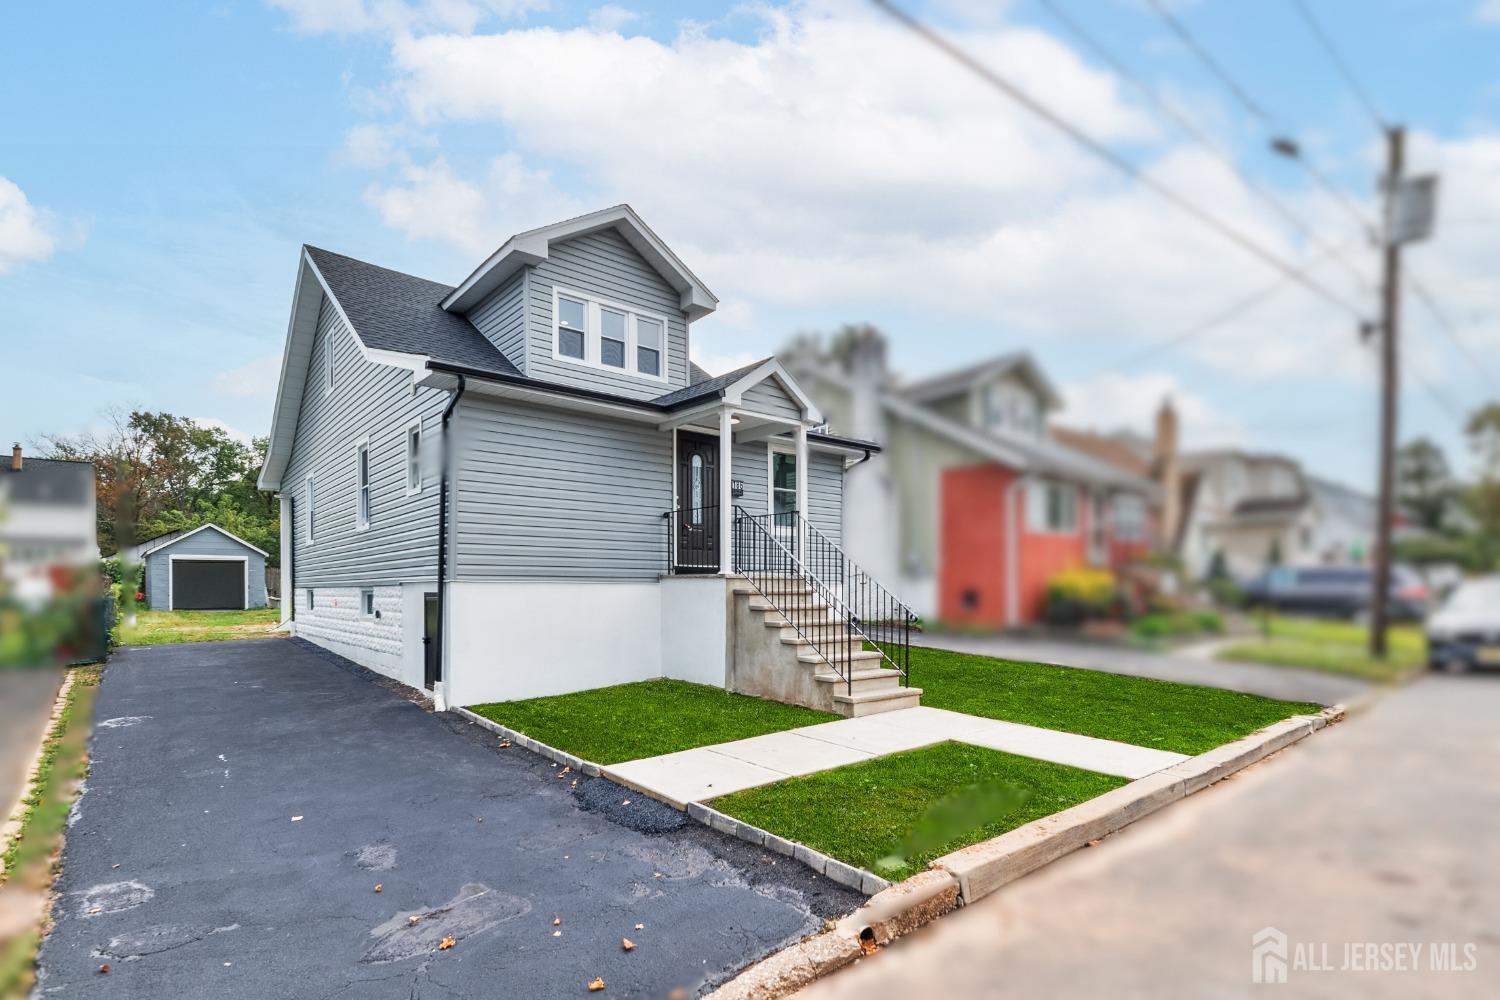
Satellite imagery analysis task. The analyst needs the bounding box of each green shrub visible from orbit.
[1191,610,1224,634]
[1131,614,1174,640]
[1206,577,1244,608]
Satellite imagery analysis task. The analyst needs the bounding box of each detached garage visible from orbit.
[131,524,269,611]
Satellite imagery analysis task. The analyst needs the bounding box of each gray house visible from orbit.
[120,524,269,611]
[258,205,919,715]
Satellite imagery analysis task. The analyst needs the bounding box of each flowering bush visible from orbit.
[1043,567,1123,626]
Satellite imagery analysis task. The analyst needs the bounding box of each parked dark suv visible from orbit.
[1242,565,1430,622]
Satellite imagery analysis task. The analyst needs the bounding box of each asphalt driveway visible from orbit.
[38,639,858,998]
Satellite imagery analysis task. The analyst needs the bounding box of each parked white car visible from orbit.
[1427,576,1500,671]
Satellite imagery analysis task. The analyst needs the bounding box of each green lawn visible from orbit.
[712,742,1126,881]
[1218,615,1426,683]
[119,608,284,646]
[469,679,838,765]
[903,645,1321,755]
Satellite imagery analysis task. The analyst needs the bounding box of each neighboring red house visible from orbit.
[782,332,1160,629]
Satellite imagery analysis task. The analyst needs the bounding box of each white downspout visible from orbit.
[1005,477,1025,627]
[278,492,294,633]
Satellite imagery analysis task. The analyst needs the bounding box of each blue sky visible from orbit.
[3,0,1497,492]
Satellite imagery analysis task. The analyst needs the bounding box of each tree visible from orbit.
[1465,403,1500,569]
[1395,437,1455,533]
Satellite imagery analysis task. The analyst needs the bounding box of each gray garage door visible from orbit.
[171,560,244,610]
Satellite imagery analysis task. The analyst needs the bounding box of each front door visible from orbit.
[675,432,720,572]
[423,594,441,689]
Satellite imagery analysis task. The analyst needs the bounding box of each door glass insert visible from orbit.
[690,454,704,523]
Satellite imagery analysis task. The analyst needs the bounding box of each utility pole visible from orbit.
[1370,125,1404,659]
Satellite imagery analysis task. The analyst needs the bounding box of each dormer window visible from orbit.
[551,286,669,382]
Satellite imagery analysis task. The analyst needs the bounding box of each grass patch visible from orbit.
[119,608,283,646]
[1218,615,1425,683]
[900,645,1320,755]
[0,666,100,1000]
[469,679,839,765]
[713,742,1125,881]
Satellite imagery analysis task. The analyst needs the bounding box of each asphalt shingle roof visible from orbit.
[650,358,772,409]
[0,457,93,506]
[305,246,522,377]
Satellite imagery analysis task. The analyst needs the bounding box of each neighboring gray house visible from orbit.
[120,524,269,611]
[258,205,918,716]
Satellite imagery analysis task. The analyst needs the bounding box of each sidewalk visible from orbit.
[913,631,1368,705]
[603,706,1189,809]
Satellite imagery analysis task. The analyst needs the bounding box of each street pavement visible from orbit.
[797,671,1500,999]
[915,631,1370,705]
[37,639,859,999]
[0,666,64,830]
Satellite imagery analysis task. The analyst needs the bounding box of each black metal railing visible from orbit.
[662,504,720,573]
[732,507,913,695]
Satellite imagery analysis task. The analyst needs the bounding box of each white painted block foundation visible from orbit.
[293,586,405,682]
[659,575,730,688]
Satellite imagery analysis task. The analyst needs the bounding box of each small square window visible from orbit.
[361,589,375,617]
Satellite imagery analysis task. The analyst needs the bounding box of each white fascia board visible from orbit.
[439,205,718,319]
[141,522,271,559]
[719,359,824,425]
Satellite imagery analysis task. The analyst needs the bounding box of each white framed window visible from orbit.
[324,329,335,394]
[305,473,316,545]
[1112,493,1146,542]
[770,451,798,517]
[360,588,375,617]
[355,439,371,531]
[405,422,422,495]
[1026,479,1078,534]
[550,286,670,383]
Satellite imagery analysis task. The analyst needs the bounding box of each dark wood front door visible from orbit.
[675,432,719,572]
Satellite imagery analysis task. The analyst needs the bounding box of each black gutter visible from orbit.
[434,374,466,694]
[423,359,882,454]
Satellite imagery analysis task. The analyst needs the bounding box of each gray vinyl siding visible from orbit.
[283,297,447,589]
[143,529,266,610]
[729,440,843,542]
[467,269,528,375]
[524,229,690,399]
[742,379,802,421]
[453,396,674,580]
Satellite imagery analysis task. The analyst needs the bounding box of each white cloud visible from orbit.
[212,355,282,398]
[193,417,257,446]
[1057,370,1247,450]
[690,347,759,377]
[587,4,638,32]
[1477,0,1500,23]
[0,176,61,273]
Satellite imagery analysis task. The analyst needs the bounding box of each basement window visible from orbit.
[361,589,375,618]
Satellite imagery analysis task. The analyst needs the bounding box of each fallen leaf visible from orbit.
[438,935,456,951]
[634,923,644,931]
[587,977,605,992]
[859,937,878,957]
[111,864,120,869]
[291,816,303,822]
[622,938,635,952]
[1087,839,1102,847]
[621,800,630,806]
[552,930,562,938]
[553,917,562,926]
[373,884,383,893]
[98,964,110,975]
[498,740,511,748]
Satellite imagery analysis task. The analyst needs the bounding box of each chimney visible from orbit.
[10,443,20,472]
[1155,400,1180,548]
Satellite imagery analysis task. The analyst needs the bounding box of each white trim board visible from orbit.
[167,554,249,611]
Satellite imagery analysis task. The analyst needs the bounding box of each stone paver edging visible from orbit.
[705,705,1345,999]
[0,669,76,876]
[451,707,887,894]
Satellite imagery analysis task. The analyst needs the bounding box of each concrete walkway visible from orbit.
[604,707,1189,809]
[913,631,1370,705]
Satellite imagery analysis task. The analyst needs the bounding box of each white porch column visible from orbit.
[719,408,734,575]
[794,423,809,558]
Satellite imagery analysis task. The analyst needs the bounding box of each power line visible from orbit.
[1288,0,1388,133]
[1093,240,1353,374]
[1037,0,1372,292]
[1143,0,1272,125]
[1406,270,1500,394]
[867,0,1363,318]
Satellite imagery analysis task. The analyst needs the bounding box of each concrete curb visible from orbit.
[931,706,1344,904]
[0,669,78,877]
[450,708,605,778]
[707,705,1345,999]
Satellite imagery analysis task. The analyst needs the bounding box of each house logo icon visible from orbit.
[1252,926,1289,984]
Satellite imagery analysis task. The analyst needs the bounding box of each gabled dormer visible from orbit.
[442,205,718,402]
[900,352,1060,441]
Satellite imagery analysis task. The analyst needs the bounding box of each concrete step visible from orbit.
[762,607,841,628]
[793,646,886,667]
[812,667,904,691]
[831,686,924,718]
